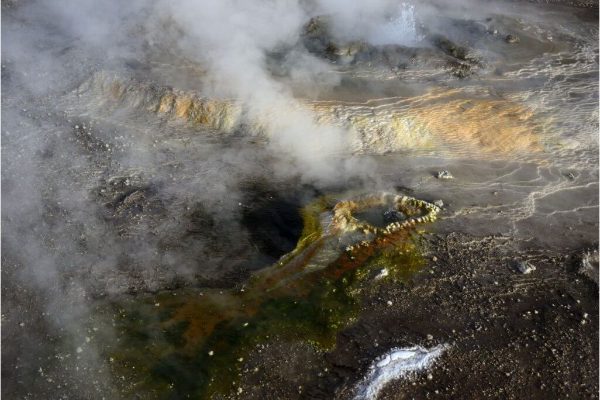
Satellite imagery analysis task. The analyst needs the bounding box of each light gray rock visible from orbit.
[514,260,536,274]
[579,250,599,284]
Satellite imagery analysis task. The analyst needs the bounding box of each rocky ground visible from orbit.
[232,233,598,400]
[3,230,597,400]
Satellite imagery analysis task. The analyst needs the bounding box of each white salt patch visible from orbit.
[354,344,447,400]
[376,355,391,368]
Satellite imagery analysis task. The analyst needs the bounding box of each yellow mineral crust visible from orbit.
[311,91,544,157]
[331,192,440,239]
[410,98,543,155]
[81,72,242,133]
[81,73,544,157]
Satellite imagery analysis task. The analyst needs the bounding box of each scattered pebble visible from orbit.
[386,300,393,306]
[208,350,214,356]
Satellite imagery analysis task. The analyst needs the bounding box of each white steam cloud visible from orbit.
[1,0,420,397]
[150,0,416,181]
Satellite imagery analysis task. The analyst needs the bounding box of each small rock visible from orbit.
[426,334,434,341]
[427,373,433,380]
[386,300,393,306]
[374,268,389,280]
[433,200,444,208]
[579,250,598,285]
[514,260,536,274]
[436,170,454,180]
[505,34,520,44]
[566,172,576,181]
[208,350,214,356]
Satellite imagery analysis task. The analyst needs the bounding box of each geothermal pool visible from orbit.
[2,1,598,399]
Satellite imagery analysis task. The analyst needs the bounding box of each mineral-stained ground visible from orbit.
[2,0,598,399]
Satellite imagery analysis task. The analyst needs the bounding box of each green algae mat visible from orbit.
[94,192,440,399]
